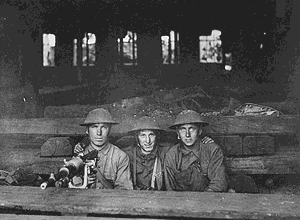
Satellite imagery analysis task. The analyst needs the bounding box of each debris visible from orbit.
[234,103,283,116]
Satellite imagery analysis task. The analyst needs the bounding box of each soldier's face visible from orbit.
[88,123,111,148]
[177,124,201,147]
[137,130,157,154]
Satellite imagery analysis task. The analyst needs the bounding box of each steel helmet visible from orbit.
[129,116,165,134]
[169,109,209,130]
[80,108,119,126]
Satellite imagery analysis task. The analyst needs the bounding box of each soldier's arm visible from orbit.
[163,152,177,191]
[114,154,134,190]
[205,145,228,192]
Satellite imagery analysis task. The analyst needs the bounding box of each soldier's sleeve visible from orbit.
[205,144,228,192]
[164,151,177,191]
[114,154,133,190]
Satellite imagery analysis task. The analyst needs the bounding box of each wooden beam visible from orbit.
[223,135,243,156]
[0,214,157,220]
[0,115,299,135]
[243,135,275,155]
[1,186,300,219]
[0,134,299,174]
[226,146,300,174]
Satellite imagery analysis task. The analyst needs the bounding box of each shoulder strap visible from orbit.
[176,144,183,171]
[95,167,114,189]
[133,146,137,187]
[150,156,158,188]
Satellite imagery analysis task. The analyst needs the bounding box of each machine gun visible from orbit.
[40,150,98,190]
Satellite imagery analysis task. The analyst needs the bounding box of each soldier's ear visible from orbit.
[85,128,89,135]
[197,126,203,136]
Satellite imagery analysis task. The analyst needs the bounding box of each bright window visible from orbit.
[82,33,96,66]
[43,33,55,66]
[73,33,96,66]
[199,30,223,63]
[117,31,137,65]
[161,30,180,64]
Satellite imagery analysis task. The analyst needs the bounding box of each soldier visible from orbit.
[77,108,133,190]
[164,110,228,192]
[122,116,169,190]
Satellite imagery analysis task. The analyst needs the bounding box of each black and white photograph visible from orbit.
[0,0,300,219]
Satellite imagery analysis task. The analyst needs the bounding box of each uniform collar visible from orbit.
[136,144,158,159]
[88,142,111,156]
[178,139,201,156]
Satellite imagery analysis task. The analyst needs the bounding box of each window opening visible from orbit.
[199,30,223,63]
[161,30,180,64]
[117,31,137,65]
[43,33,55,66]
[82,33,96,66]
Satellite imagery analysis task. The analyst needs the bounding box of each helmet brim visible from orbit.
[80,121,119,126]
[169,122,209,130]
[127,128,165,135]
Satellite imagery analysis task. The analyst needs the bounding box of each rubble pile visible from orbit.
[44,85,299,119]
[44,85,239,118]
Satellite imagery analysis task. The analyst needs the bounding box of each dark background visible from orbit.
[0,0,299,117]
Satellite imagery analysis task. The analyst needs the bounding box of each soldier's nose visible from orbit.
[146,136,151,143]
[186,131,191,137]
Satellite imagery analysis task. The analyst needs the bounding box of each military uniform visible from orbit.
[164,138,227,192]
[84,143,133,190]
[124,116,168,190]
[78,108,133,190]
[123,144,169,190]
[164,109,228,192]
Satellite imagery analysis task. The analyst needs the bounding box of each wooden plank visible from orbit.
[211,135,224,146]
[226,146,300,174]
[0,214,157,220]
[29,146,300,175]
[0,118,85,135]
[1,186,300,219]
[243,136,275,155]
[223,135,243,156]
[205,115,300,135]
[0,115,299,135]
[0,134,299,175]
[3,146,300,175]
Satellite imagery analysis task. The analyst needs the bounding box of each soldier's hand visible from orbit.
[201,136,214,144]
[74,143,85,154]
[87,173,97,185]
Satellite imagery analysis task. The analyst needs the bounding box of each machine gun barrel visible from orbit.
[54,157,83,188]
[40,173,55,190]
